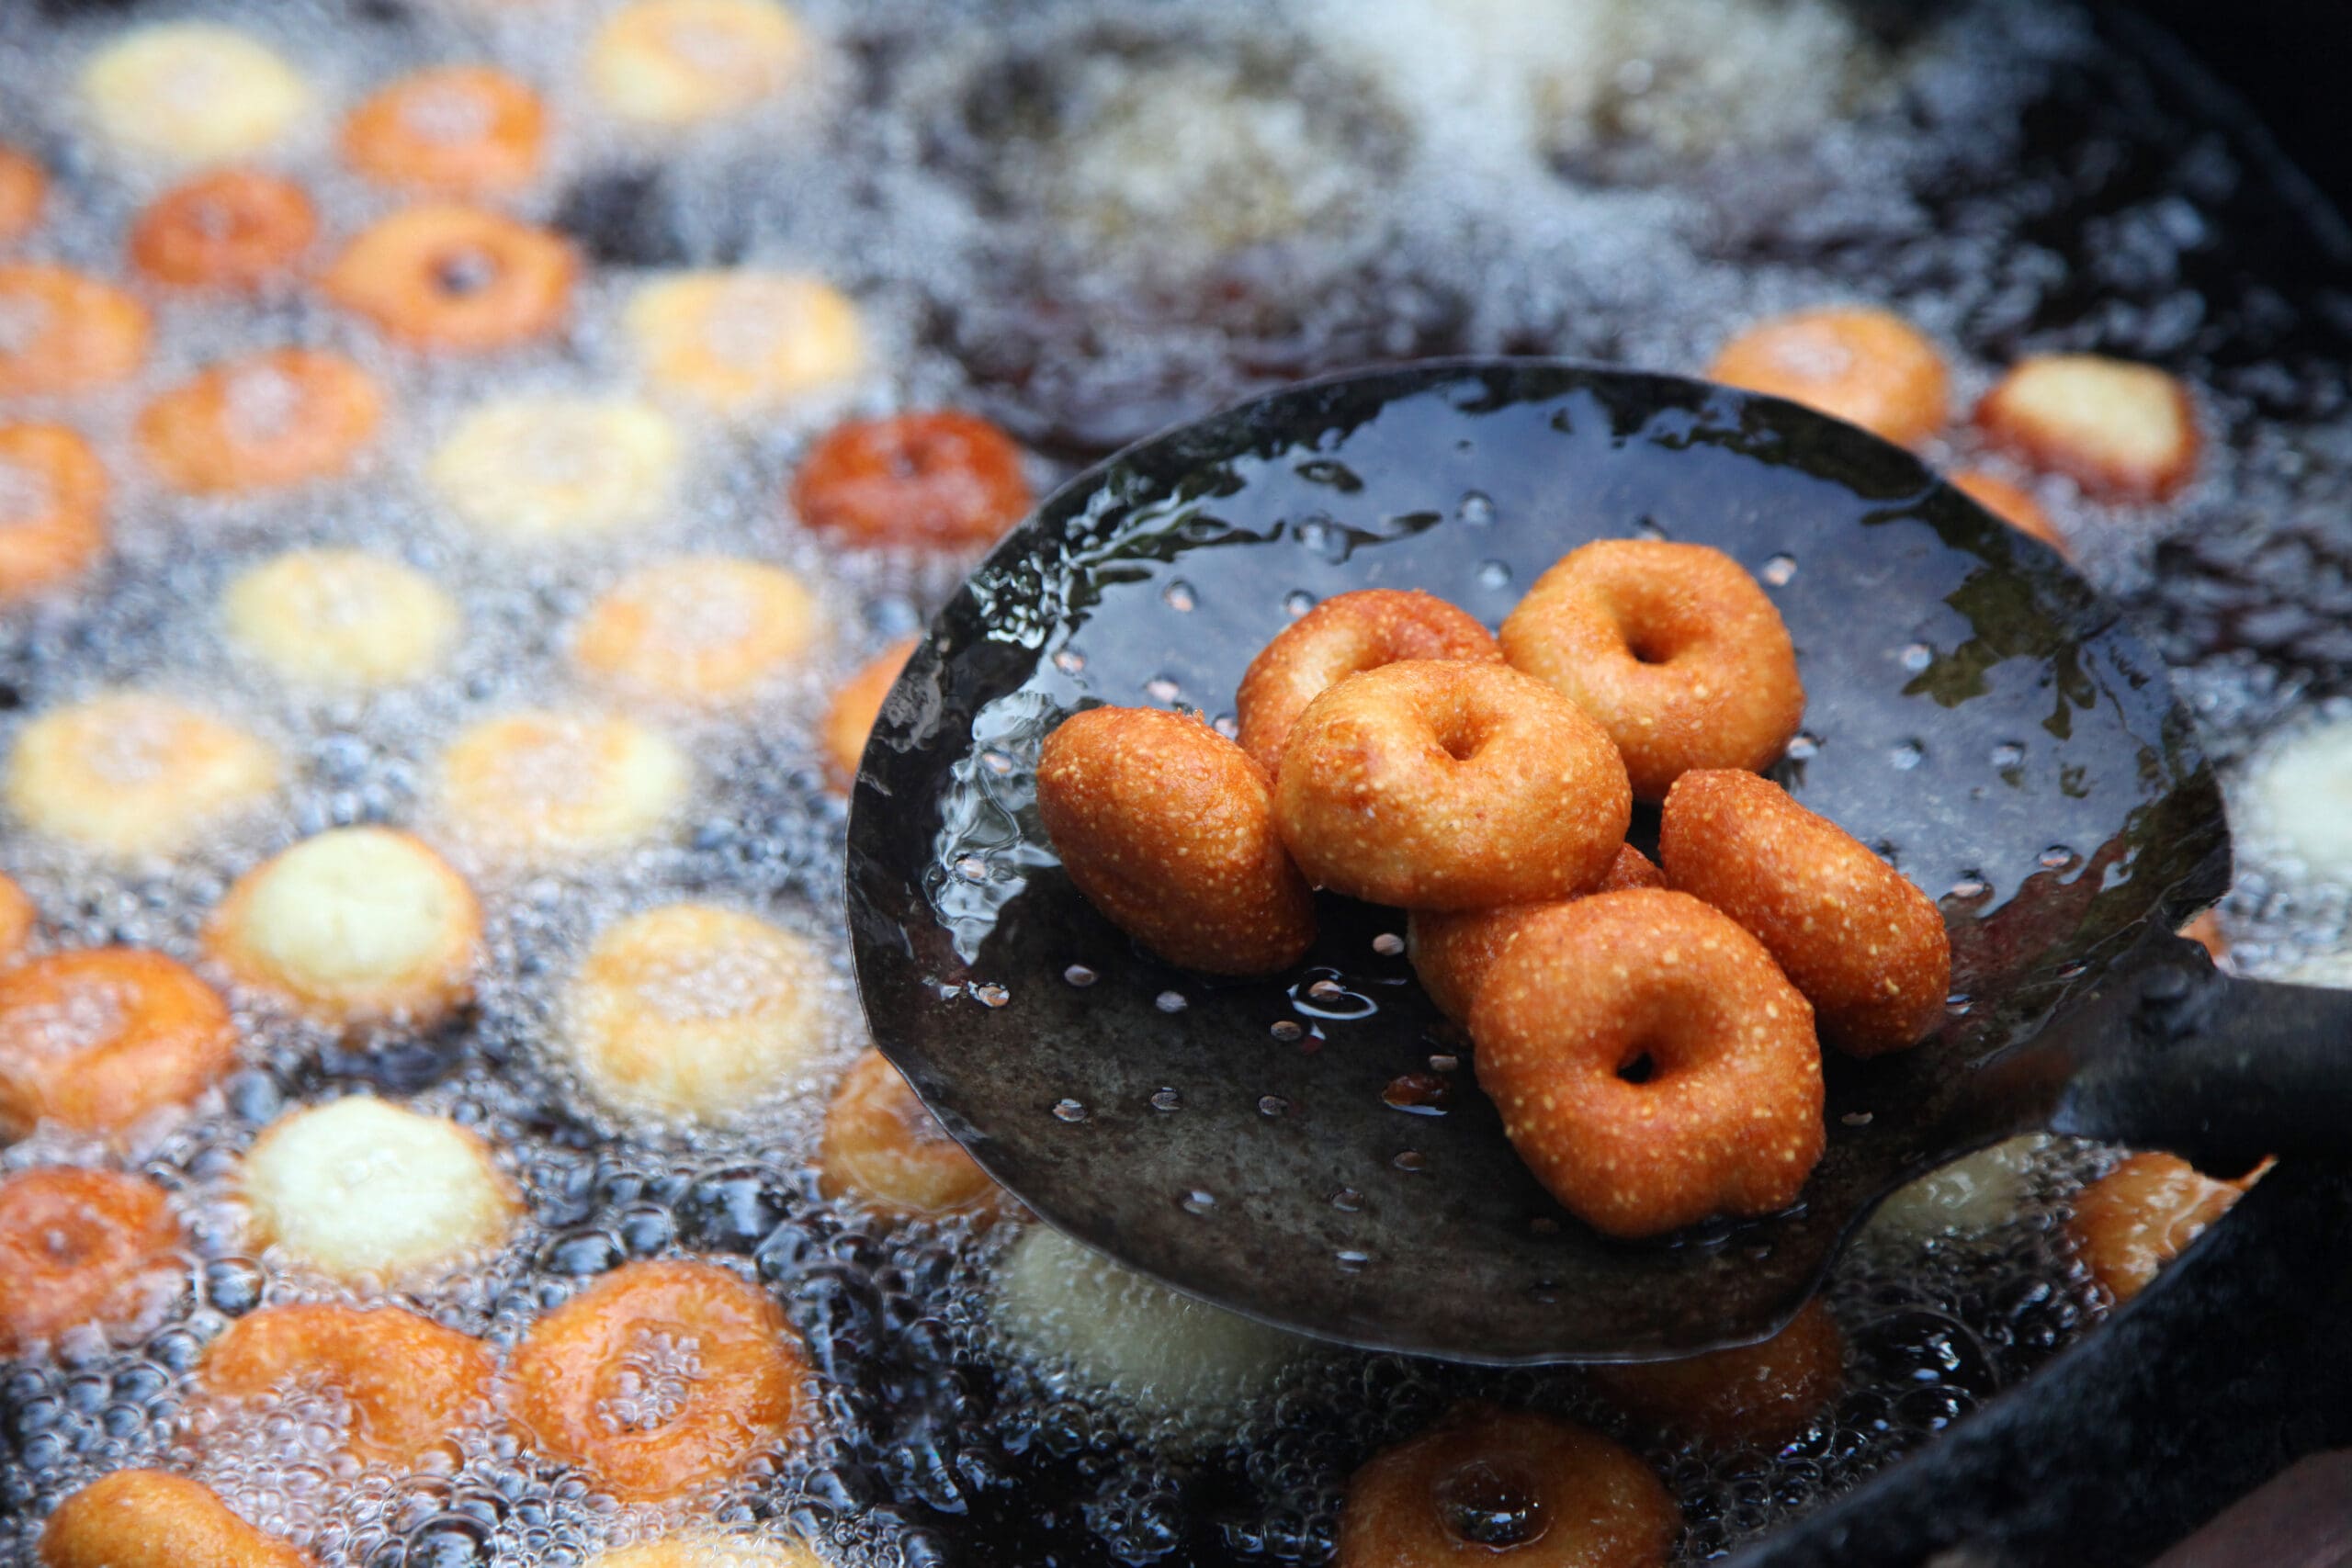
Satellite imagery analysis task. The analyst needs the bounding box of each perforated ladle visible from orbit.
[843,359,2352,1363]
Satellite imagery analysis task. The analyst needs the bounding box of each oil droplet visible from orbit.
[1163,581,1197,612]
[980,750,1015,775]
[1180,1189,1215,1214]
[1947,874,1993,905]
[1271,1021,1304,1042]
[1526,1280,1561,1305]
[1283,590,1317,618]
[1428,1054,1460,1073]
[2055,960,2087,980]
[970,982,1010,1008]
[1786,732,1820,761]
[1156,990,1188,1013]
[1762,553,1798,586]
[1052,648,1085,674]
[1476,559,1511,590]
[1150,1087,1182,1111]
[1258,1095,1290,1117]
[1145,676,1181,703]
[1331,1187,1363,1213]
[1213,714,1239,739]
[955,855,988,882]
[2040,844,2078,871]
[1947,994,1974,1016]
[1892,740,1925,770]
[1372,931,1405,957]
[1435,1459,1548,1549]
[1335,1248,1371,1273]
[1383,1073,1452,1115]
[1992,741,2027,768]
[1458,491,1495,525]
[1841,1111,1874,1126]
[1900,642,1932,671]
[1052,1099,1088,1122]
[1291,970,1377,1021]
[1392,1150,1428,1174]
[1063,964,1098,987]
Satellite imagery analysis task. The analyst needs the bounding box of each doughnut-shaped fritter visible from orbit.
[1407,845,1664,1024]
[1659,769,1949,1056]
[196,1303,495,1468]
[1037,706,1316,975]
[509,1260,807,1503]
[1500,539,1802,802]
[1706,306,1949,448]
[790,411,1032,550]
[1589,1297,1844,1451]
[2067,1151,2261,1304]
[1975,354,2199,502]
[0,949,238,1141]
[0,1168,179,1355]
[39,1471,308,1568]
[1336,1403,1678,1568]
[1236,589,1501,775]
[1470,890,1824,1239]
[1274,660,1630,911]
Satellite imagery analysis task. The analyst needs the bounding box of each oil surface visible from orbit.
[0,0,2346,1564]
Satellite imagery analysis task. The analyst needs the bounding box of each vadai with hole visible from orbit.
[223,548,460,691]
[0,949,238,1142]
[560,903,829,1127]
[990,1224,1302,1431]
[342,65,548,197]
[39,1470,309,1568]
[1037,705,1317,975]
[0,423,107,604]
[137,349,384,497]
[1273,660,1630,910]
[789,411,1032,550]
[588,0,808,129]
[1975,354,2199,502]
[428,393,682,545]
[1589,1298,1844,1451]
[206,826,481,1030]
[2068,1151,2262,1304]
[128,171,316,291]
[627,269,863,416]
[0,265,150,400]
[1950,468,2061,551]
[242,1096,518,1285]
[1407,845,1665,1024]
[325,205,576,353]
[6,691,280,861]
[0,1168,180,1356]
[1336,1402,1678,1568]
[78,24,311,170]
[508,1258,808,1504]
[1660,768,1950,1056]
[571,557,820,706]
[196,1303,495,1468]
[818,1048,1006,1224]
[821,637,915,792]
[1500,539,1803,802]
[0,147,46,248]
[433,710,691,864]
[1236,589,1502,776]
[1470,889,1824,1239]
[1706,305,1949,448]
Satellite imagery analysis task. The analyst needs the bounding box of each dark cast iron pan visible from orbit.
[843,358,2352,1364]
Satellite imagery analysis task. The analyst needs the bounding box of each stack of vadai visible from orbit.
[1035,550,1952,1241]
